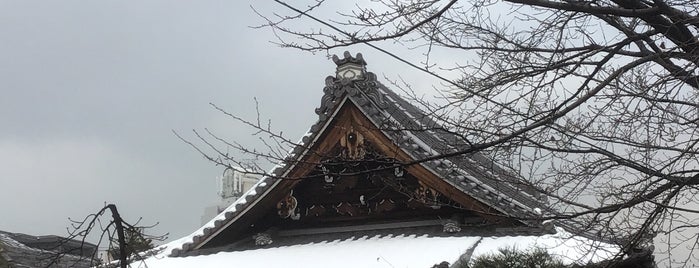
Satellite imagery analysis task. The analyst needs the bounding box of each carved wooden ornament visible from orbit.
[253,232,273,246]
[415,181,441,208]
[306,205,327,217]
[375,199,396,213]
[340,127,365,160]
[277,190,299,219]
[335,202,359,217]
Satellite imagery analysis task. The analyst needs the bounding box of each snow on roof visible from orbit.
[471,227,619,264]
[153,182,268,257]
[160,103,328,256]
[0,232,95,268]
[138,235,478,268]
[135,228,618,268]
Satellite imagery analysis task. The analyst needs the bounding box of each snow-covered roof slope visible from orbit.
[0,232,96,268]
[142,235,479,268]
[136,228,618,268]
[158,179,275,257]
[163,94,336,256]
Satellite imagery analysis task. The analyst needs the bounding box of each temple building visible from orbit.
[139,53,648,267]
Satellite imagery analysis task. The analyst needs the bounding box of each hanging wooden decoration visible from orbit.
[340,127,365,160]
[277,190,299,219]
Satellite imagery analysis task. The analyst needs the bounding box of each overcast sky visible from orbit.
[0,1,441,245]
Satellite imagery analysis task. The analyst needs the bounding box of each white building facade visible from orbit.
[201,169,261,225]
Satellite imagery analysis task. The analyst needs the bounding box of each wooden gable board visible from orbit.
[193,99,504,250]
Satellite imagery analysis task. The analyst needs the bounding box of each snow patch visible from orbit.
[139,227,618,268]
[135,235,481,268]
[470,228,619,264]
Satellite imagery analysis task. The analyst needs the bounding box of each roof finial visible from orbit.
[332,51,367,81]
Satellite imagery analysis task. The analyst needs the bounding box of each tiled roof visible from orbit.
[168,52,550,257]
[143,226,618,268]
[374,84,547,221]
[187,224,552,256]
[0,231,96,268]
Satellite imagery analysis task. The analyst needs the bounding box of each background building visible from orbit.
[201,169,261,225]
[0,230,97,268]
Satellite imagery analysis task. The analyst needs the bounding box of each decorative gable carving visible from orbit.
[260,117,485,230]
[276,190,299,220]
[339,127,365,160]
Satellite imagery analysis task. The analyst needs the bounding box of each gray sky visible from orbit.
[0,0,436,244]
[0,0,321,243]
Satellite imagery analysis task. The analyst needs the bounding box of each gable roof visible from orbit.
[0,231,97,268]
[168,52,550,257]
